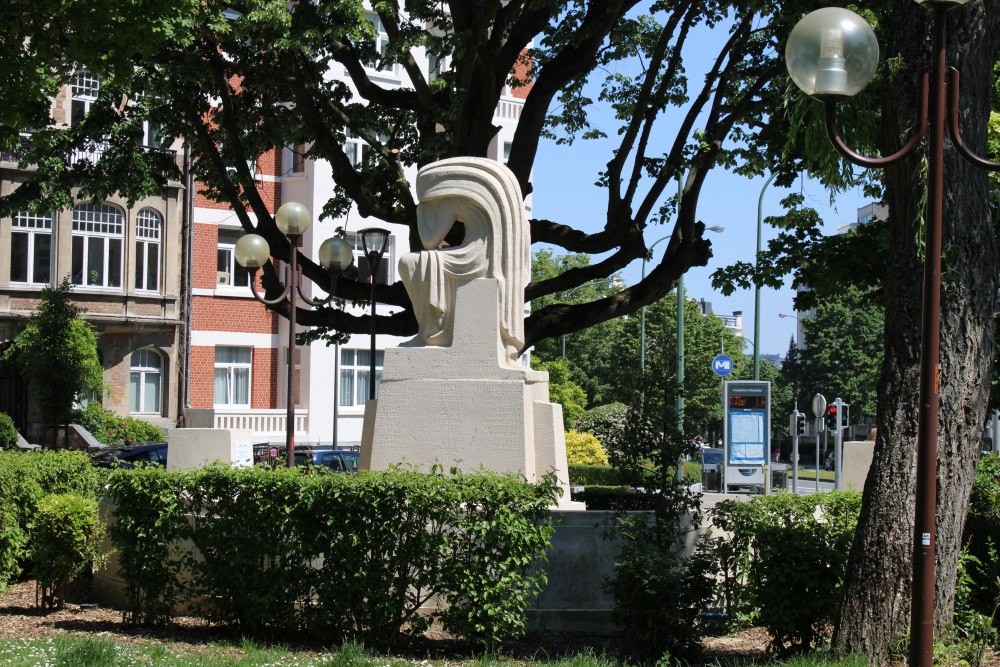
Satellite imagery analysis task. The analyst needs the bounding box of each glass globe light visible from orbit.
[275,202,312,236]
[318,237,354,271]
[786,7,879,100]
[234,233,271,268]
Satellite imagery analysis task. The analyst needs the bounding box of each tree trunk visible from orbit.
[833,2,1000,664]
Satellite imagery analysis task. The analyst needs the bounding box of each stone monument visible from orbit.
[360,157,578,509]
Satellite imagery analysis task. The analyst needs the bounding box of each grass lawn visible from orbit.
[0,634,868,667]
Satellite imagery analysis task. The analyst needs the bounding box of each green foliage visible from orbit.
[710,491,862,655]
[31,493,105,609]
[533,358,588,429]
[574,404,630,448]
[106,466,556,647]
[961,454,1000,624]
[567,464,623,487]
[565,430,608,466]
[0,413,18,451]
[603,392,712,661]
[0,450,97,590]
[73,401,163,446]
[1,279,104,436]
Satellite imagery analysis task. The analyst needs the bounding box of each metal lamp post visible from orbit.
[753,172,778,381]
[235,202,354,467]
[359,227,390,402]
[639,223,723,428]
[786,3,1000,664]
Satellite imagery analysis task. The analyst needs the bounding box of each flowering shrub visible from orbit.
[73,402,162,446]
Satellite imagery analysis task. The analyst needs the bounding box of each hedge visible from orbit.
[0,450,98,590]
[106,465,557,648]
[710,491,862,654]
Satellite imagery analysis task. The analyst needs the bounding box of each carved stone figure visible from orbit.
[398,157,529,365]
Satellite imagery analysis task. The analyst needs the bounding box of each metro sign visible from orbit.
[712,354,734,377]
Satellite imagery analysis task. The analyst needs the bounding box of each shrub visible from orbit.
[568,464,623,486]
[574,402,629,447]
[106,466,556,646]
[0,413,18,451]
[565,430,608,466]
[31,493,105,609]
[73,402,163,447]
[0,450,98,591]
[710,491,862,654]
[961,454,1000,623]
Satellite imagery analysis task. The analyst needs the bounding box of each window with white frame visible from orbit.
[130,348,162,414]
[214,346,251,406]
[427,51,451,82]
[345,232,392,284]
[10,211,53,284]
[363,13,393,73]
[339,348,383,406]
[70,71,101,127]
[135,208,161,292]
[71,203,124,288]
[344,131,371,169]
[216,228,252,288]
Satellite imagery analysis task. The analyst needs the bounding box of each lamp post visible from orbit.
[786,4,1000,664]
[639,223,723,425]
[753,172,778,381]
[235,202,354,467]
[359,228,390,402]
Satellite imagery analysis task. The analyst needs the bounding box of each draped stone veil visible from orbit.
[398,158,529,362]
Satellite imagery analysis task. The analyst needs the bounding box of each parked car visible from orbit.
[91,442,168,468]
[294,447,360,473]
[253,444,360,473]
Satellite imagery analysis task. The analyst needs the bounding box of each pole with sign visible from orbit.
[712,355,734,492]
[812,393,826,494]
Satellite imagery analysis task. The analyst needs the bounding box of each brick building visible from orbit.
[0,72,185,439]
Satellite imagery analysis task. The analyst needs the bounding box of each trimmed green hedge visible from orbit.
[106,466,557,648]
[568,462,701,489]
[0,450,98,590]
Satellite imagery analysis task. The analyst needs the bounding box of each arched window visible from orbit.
[130,348,162,415]
[71,203,124,288]
[135,208,162,292]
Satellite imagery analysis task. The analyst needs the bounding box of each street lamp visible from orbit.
[359,227,390,402]
[235,202,354,467]
[639,222,723,426]
[753,172,778,381]
[786,3,999,664]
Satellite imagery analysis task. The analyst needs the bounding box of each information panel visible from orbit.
[724,381,770,467]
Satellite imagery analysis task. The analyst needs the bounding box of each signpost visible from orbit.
[811,393,826,494]
[712,355,734,377]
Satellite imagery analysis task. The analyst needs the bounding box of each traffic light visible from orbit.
[827,402,850,432]
[795,412,806,436]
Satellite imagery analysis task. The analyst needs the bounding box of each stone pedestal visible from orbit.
[361,279,579,509]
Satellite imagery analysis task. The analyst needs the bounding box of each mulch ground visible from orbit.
[6,577,993,666]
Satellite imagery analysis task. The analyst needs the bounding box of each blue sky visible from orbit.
[529,6,872,358]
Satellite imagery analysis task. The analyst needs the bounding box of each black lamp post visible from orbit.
[359,227,390,401]
[786,4,1000,665]
[235,202,354,467]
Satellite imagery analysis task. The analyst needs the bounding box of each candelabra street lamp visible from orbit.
[359,227,390,402]
[235,202,354,467]
[786,4,1000,665]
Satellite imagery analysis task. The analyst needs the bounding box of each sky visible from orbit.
[528,6,872,359]
[531,146,870,358]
